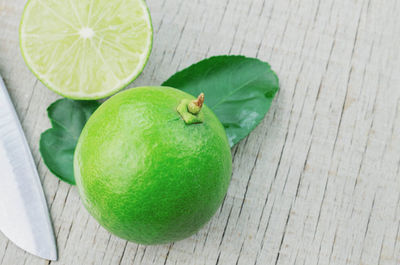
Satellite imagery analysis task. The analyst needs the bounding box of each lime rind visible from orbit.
[19,0,153,100]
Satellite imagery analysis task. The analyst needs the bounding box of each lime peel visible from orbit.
[74,86,232,244]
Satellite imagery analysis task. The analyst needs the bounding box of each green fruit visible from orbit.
[20,0,153,99]
[74,86,232,244]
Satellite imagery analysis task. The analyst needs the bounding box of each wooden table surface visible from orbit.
[1,0,400,264]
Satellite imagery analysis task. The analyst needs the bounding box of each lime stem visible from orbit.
[187,93,205,115]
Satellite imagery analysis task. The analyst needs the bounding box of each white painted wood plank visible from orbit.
[0,0,399,264]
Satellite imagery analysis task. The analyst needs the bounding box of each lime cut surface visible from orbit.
[20,0,153,99]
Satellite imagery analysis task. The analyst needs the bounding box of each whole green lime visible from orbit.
[74,86,232,244]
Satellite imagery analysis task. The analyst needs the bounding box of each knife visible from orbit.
[0,75,57,260]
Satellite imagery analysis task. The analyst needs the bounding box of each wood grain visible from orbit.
[1,0,400,264]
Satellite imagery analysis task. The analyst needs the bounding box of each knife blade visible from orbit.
[0,76,57,260]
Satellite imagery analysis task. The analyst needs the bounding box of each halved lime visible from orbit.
[20,0,153,99]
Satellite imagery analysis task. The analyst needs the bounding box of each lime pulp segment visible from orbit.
[20,0,153,99]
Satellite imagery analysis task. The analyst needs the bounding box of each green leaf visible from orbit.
[163,55,279,146]
[40,99,100,185]
[40,56,278,185]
